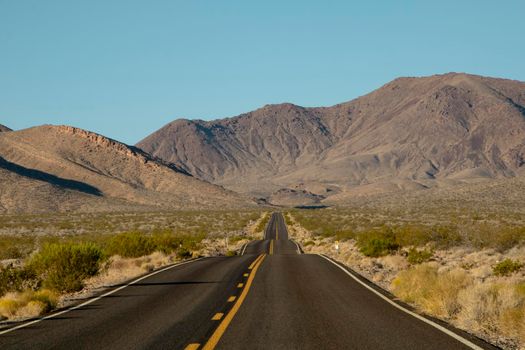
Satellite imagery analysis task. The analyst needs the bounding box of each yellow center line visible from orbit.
[243,273,249,277]
[276,224,279,240]
[237,283,244,288]
[202,254,266,350]
[211,313,224,321]
[184,343,200,350]
[248,254,264,270]
[227,296,236,303]
[269,239,274,255]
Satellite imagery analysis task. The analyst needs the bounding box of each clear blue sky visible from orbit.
[1,1,524,144]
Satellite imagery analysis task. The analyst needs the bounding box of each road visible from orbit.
[0,213,495,349]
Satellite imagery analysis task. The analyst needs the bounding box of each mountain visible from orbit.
[0,124,11,132]
[0,125,251,213]
[137,73,525,202]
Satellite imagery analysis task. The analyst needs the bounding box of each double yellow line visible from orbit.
[202,254,266,350]
[268,222,278,255]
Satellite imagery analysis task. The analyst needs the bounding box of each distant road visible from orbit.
[0,213,495,349]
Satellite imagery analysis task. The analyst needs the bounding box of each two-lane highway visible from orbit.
[0,213,496,349]
[215,213,494,349]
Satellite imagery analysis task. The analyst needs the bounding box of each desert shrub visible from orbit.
[0,235,36,259]
[176,247,192,259]
[254,212,270,233]
[391,264,471,318]
[493,259,524,276]
[428,225,463,248]
[0,297,19,318]
[474,226,525,251]
[457,281,525,344]
[28,242,105,292]
[105,232,156,258]
[0,289,57,319]
[151,231,181,254]
[225,250,237,257]
[357,228,400,257]
[395,225,430,247]
[105,231,204,260]
[227,235,242,244]
[0,264,39,296]
[333,229,355,241]
[30,289,58,312]
[303,240,315,247]
[284,212,293,226]
[407,248,433,265]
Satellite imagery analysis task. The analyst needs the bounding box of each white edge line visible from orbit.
[240,243,248,256]
[0,257,204,336]
[318,254,484,350]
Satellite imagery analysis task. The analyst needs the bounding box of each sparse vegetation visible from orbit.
[254,212,270,234]
[289,207,525,251]
[0,210,264,320]
[493,259,524,277]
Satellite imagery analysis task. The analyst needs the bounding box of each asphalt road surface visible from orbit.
[0,213,496,350]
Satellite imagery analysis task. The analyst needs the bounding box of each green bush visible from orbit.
[28,242,105,292]
[0,265,39,297]
[359,238,400,257]
[151,231,181,254]
[303,240,315,247]
[493,259,524,276]
[407,248,433,264]
[357,228,400,257]
[105,232,156,258]
[176,247,192,260]
[395,225,430,247]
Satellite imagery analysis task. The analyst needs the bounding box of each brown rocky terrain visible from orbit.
[268,188,325,207]
[0,124,11,132]
[137,73,525,204]
[0,125,252,213]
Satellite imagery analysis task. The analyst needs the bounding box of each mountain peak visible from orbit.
[0,125,249,212]
[137,73,525,199]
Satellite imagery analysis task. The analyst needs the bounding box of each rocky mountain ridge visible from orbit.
[137,73,525,202]
[0,125,251,213]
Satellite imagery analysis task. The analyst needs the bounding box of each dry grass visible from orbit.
[392,264,471,318]
[392,267,525,348]
[0,289,57,319]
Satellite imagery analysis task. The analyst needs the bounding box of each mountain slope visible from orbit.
[137,73,525,199]
[0,124,12,132]
[0,125,251,213]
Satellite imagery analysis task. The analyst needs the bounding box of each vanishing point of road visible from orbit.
[0,213,496,349]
